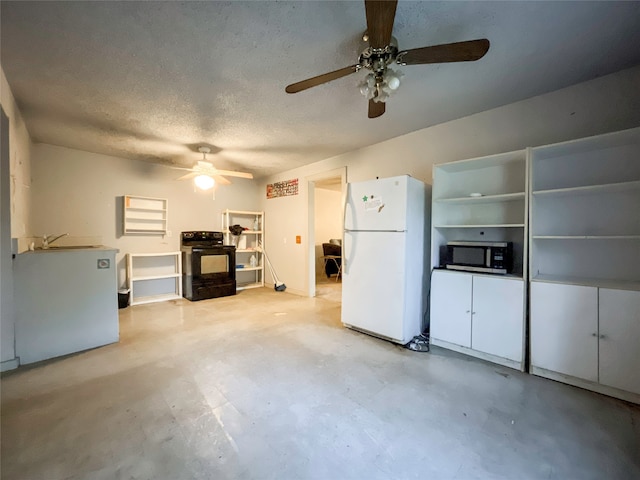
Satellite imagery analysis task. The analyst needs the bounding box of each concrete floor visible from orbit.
[1,287,639,480]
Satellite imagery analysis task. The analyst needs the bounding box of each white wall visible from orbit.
[30,144,259,289]
[314,187,342,277]
[1,67,32,238]
[259,65,640,296]
[1,66,32,369]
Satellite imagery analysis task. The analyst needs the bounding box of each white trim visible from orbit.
[1,358,19,372]
[306,167,347,298]
[431,338,525,372]
[531,366,640,405]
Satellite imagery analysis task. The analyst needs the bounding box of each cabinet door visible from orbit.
[430,271,472,348]
[471,276,524,362]
[599,289,640,395]
[531,282,598,382]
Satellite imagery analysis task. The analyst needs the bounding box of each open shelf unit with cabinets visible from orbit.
[430,149,529,371]
[126,252,182,305]
[123,195,168,235]
[529,127,640,289]
[529,126,640,403]
[222,210,265,291]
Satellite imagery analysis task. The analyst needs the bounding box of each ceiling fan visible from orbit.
[285,0,490,119]
[173,147,253,190]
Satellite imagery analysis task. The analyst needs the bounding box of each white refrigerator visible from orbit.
[342,175,430,344]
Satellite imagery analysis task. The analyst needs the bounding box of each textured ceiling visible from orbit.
[2,1,640,178]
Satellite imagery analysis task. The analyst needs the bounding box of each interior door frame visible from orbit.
[306,167,347,297]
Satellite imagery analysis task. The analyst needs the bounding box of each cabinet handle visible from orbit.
[466,310,470,314]
[599,334,607,340]
[592,333,597,337]
[472,311,476,315]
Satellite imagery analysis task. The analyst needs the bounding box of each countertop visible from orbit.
[22,246,119,254]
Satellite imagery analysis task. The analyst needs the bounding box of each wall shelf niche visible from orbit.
[123,195,168,235]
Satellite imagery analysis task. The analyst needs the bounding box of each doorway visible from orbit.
[306,167,346,300]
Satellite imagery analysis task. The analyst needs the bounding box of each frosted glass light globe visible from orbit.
[194,175,215,190]
[387,75,400,90]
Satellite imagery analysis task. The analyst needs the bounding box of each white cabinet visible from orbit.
[123,195,168,235]
[529,127,640,403]
[222,210,264,291]
[14,248,119,365]
[471,275,524,362]
[126,252,182,305]
[430,270,525,370]
[430,149,528,371]
[430,270,472,348]
[531,282,640,402]
[530,282,598,382]
[598,289,640,395]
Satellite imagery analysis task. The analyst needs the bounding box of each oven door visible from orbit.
[191,246,236,282]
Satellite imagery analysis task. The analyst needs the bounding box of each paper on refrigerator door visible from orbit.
[363,195,384,212]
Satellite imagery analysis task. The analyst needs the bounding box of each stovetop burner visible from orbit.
[181,231,223,247]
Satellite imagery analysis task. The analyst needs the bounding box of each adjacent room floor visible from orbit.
[1,288,639,479]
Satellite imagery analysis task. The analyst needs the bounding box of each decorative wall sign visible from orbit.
[266,178,299,199]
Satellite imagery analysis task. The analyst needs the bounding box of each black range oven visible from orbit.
[181,231,236,301]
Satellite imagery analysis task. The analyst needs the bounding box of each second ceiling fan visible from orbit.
[285,0,490,118]
[173,147,253,191]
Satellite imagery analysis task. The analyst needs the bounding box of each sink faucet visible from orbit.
[42,233,68,249]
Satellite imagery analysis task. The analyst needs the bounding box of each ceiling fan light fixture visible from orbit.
[358,73,378,99]
[194,174,215,190]
[385,68,402,90]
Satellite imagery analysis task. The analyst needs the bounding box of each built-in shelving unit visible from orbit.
[530,127,640,288]
[529,126,640,404]
[222,210,265,291]
[434,224,525,229]
[431,149,528,278]
[430,149,528,371]
[123,195,167,235]
[126,252,182,305]
[434,192,526,204]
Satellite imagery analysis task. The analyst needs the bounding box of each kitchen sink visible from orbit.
[43,245,101,250]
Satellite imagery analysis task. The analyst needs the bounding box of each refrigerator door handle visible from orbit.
[343,183,350,275]
[343,231,351,275]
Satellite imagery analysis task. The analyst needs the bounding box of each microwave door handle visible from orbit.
[486,248,491,268]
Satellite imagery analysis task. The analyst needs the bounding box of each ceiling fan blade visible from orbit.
[398,39,490,65]
[214,169,253,179]
[368,99,385,118]
[285,65,359,93]
[213,175,232,186]
[365,0,398,49]
[177,172,198,181]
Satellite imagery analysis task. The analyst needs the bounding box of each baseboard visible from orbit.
[1,358,19,372]
[430,338,525,371]
[531,366,640,405]
[282,287,306,297]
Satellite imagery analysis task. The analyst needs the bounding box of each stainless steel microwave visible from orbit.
[444,241,512,274]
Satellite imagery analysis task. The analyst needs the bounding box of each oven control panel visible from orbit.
[181,231,223,246]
